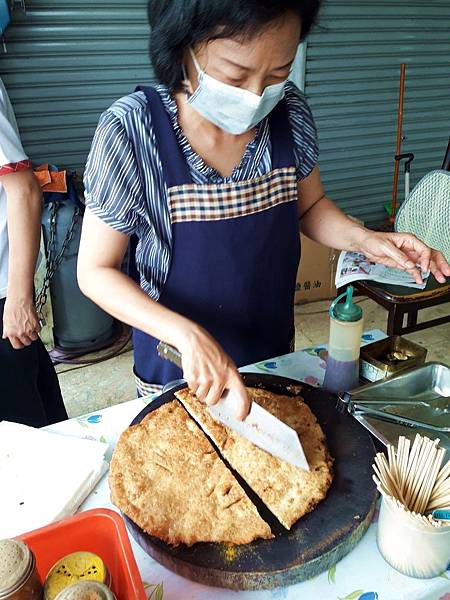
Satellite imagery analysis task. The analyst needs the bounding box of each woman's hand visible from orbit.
[174,324,251,421]
[2,296,40,349]
[356,230,450,285]
[296,171,450,285]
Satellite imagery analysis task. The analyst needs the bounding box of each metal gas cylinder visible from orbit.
[41,200,114,351]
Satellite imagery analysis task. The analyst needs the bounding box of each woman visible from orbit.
[78,0,450,419]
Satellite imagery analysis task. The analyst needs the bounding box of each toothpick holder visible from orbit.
[377,495,450,578]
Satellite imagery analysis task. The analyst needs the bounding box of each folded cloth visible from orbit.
[33,164,67,193]
[0,421,109,538]
[43,170,67,193]
[33,169,52,187]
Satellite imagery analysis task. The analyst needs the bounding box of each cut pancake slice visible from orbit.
[176,388,333,530]
[109,400,273,546]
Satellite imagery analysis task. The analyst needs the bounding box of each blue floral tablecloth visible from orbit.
[45,330,450,600]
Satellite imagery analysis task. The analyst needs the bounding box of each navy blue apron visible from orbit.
[133,87,300,392]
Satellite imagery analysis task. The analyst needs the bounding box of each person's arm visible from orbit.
[77,209,250,419]
[297,166,450,284]
[1,169,41,349]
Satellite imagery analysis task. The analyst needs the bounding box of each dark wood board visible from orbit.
[123,374,377,590]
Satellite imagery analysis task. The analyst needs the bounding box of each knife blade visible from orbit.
[157,342,310,470]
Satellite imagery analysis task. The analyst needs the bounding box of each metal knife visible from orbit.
[157,342,310,470]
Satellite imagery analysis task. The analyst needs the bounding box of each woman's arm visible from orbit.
[77,209,250,418]
[1,169,41,349]
[297,166,450,284]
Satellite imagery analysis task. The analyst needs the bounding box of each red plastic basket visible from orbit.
[19,508,146,600]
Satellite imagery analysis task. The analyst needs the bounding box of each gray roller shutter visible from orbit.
[0,0,153,173]
[306,0,450,227]
[1,1,449,228]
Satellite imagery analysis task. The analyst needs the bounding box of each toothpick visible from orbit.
[434,458,450,489]
[403,435,424,507]
[372,435,449,525]
[399,437,410,497]
[418,447,445,514]
[375,453,405,503]
[405,434,422,506]
[427,494,450,511]
[408,438,437,512]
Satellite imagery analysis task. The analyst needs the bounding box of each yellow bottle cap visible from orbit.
[44,552,109,600]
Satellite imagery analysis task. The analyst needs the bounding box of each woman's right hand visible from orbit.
[174,324,251,421]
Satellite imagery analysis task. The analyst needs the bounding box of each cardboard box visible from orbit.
[295,234,338,304]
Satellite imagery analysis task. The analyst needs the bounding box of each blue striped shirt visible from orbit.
[84,81,319,300]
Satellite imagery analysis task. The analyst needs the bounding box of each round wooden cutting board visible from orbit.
[123,374,378,590]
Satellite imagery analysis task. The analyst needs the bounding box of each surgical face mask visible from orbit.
[184,48,286,135]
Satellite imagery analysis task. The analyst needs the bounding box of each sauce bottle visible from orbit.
[323,285,363,394]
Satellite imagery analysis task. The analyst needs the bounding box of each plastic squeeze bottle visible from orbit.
[323,285,363,394]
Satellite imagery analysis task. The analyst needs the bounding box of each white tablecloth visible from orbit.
[45,330,450,600]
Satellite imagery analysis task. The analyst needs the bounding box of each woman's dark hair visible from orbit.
[148,0,322,90]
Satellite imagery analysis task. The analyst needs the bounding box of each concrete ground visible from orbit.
[56,298,450,418]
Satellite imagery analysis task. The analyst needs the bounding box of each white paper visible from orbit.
[335,251,429,289]
[0,421,109,538]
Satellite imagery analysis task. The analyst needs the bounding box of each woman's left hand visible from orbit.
[2,296,40,349]
[357,231,450,285]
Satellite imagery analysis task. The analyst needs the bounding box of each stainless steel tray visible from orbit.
[338,362,450,452]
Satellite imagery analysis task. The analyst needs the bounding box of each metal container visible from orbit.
[54,582,116,600]
[338,362,450,452]
[0,539,43,599]
[360,335,427,382]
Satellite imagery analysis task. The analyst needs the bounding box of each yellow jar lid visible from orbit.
[44,552,108,600]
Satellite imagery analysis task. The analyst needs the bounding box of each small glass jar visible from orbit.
[0,539,43,599]
[54,581,116,600]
